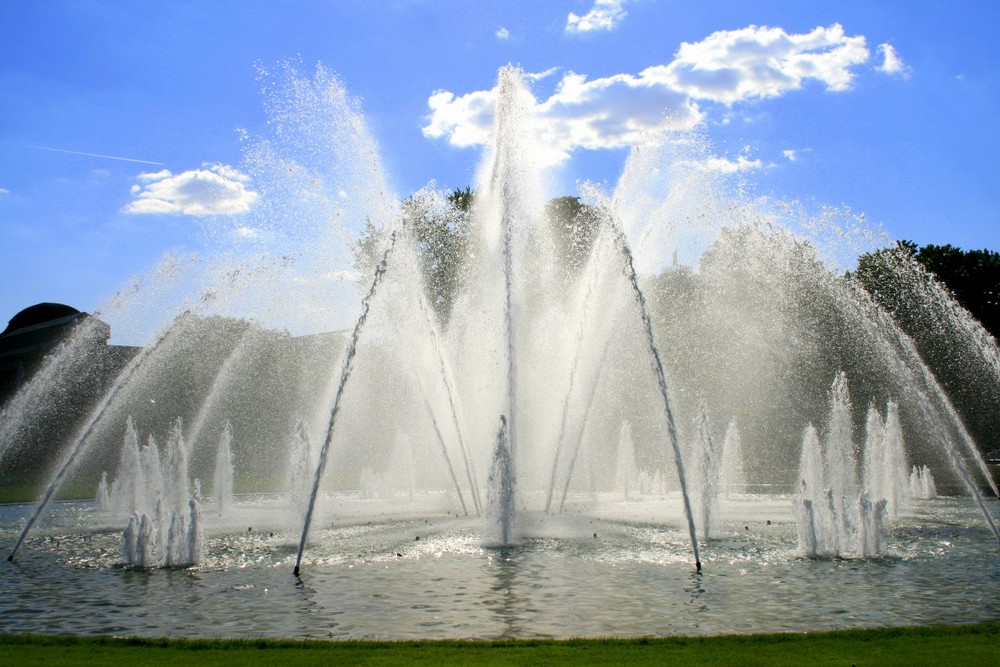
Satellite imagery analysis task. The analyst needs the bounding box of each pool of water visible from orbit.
[1,495,997,639]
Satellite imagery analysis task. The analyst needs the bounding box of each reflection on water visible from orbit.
[486,547,531,638]
[0,497,998,639]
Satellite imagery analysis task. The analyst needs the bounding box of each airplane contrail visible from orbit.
[29,145,166,166]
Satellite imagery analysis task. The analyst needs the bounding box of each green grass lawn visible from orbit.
[2,623,997,666]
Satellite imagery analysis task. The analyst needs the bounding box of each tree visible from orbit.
[545,196,601,276]
[853,240,1000,340]
[852,240,1000,456]
[401,188,473,324]
[353,187,474,325]
[911,243,1000,339]
[356,190,607,325]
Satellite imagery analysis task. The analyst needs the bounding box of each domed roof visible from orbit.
[2,303,82,336]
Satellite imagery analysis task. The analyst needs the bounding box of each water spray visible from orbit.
[609,220,702,572]
[545,226,612,514]
[8,312,190,562]
[413,372,469,515]
[488,414,516,545]
[407,231,481,513]
[293,231,398,576]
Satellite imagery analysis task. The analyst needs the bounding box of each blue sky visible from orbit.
[1,1,998,328]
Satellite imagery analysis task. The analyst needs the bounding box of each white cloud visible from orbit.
[566,0,628,34]
[663,24,869,103]
[424,89,497,149]
[783,149,798,162]
[424,69,702,167]
[525,67,561,82]
[697,155,764,173]
[496,26,510,40]
[124,164,259,216]
[0,187,9,195]
[876,43,911,78]
[424,24,873,166]
[136,168,172,182]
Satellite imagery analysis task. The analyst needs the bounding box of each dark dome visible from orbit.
[2,303,82,336]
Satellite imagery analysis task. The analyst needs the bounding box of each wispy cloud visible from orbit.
[124,164,258,216]
[697,155,765,174]
[876,43,911,78]
[525,67,561,82]
[495,26,510,40]
[29,145,165,166]
[0,187,9,195]
[425,24,873,166]
[566,0,629,34]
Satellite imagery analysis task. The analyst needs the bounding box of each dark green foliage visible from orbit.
[401,189,473,324]
[447,185,475,213]
[353,188,473,325]
[853,240,1000,457]
[912,243,1000,338]
[352,217,388,282]
[545,196,601,277]
[354,190,603,324]
[854,240,1000,339]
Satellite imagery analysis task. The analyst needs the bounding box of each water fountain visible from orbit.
[1,64,998,639]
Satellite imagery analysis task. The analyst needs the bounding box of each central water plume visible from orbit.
[485,67,538,531]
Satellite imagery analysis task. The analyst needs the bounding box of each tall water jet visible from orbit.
[861,402,909,518]
[408,235,482,514]
[488,415,516,545]
[294,232,398,576]
[824,372,857,524]
[212,421,234,513]
[911,465,937,499]
[141,434,164,520]
[881,403,909,516]
[861,405,887,509]
[544,222,617,514]
[614,422,638,500]
[103,416,144,516]
[692,408,719,539]
[286,420,314,521]
[556,335,614,514]
[799,425,825,499]
[608,219,702,571]
[719,419,746,498]
[796,424,826,555]
[490,67,534,496]
[417,388,469,514]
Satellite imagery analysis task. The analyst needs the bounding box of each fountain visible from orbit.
[0,64,998,639]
